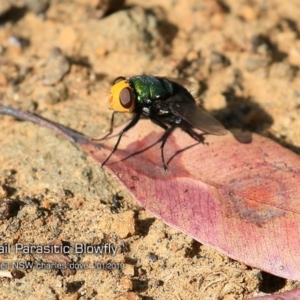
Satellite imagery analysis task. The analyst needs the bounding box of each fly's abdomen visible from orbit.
[130,75,174,103]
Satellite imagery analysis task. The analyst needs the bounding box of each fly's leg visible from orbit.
[160,125,176,171]
[183,124,206,144]
[93,111,116,141]
[102,113,141,167]
[150,116,174,171]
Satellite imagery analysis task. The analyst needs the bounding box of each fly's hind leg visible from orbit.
[186,127,206,143]
[102,113,141,167]
[181,121,207,144]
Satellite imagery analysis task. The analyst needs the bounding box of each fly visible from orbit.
[101,75,227,170]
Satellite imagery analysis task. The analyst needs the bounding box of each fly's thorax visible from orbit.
[130,75,174,103]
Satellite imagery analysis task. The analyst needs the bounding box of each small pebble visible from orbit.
[23,0,50,14]
[43,48,70,86]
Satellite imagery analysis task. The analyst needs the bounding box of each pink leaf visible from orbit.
[81,120,300,281]
[249,288,300,299]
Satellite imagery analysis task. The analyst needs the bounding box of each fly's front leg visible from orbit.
[93,111,117,141]
[102,112,141,167]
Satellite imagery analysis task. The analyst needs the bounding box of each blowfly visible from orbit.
[101,75,227,170]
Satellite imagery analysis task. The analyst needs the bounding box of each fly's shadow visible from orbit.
[219,81,300,154]
[102,122,206,170]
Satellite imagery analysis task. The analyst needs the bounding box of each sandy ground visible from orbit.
[0,0,300,299]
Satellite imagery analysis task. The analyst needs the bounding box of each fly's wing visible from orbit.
[167,95,227,135]
[164,77,191,87]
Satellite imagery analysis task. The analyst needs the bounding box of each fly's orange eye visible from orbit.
[120,88,133,108]
[114,76,126,84]
[109,78,135,112]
